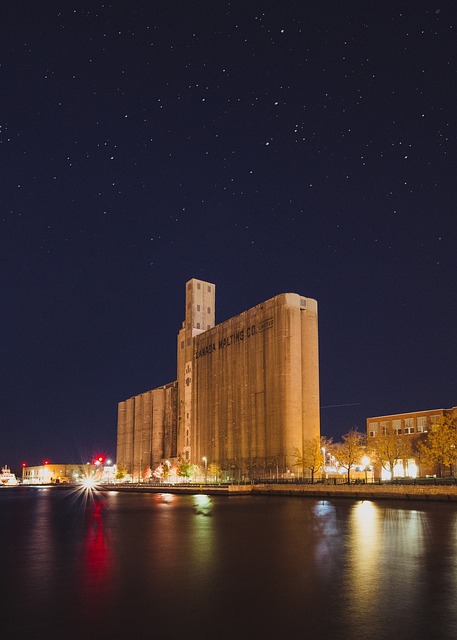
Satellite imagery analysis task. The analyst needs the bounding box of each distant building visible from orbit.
[116,278,320,481]
[22,463,97,485]
[366,406,457,479]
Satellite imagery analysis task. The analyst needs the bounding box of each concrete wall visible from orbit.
[116,280,320,480]
[191,292,320,477]
[116,382,178,480]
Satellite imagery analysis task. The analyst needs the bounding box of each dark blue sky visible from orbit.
[2,1,455,469]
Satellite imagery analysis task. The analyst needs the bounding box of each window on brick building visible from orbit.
[417,416,427,433]
[368,421,378,437]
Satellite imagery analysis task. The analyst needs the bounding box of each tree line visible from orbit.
[295,414,457,482]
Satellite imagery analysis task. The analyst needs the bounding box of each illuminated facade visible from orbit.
[367,408,449,439]
[116,278,320,480]
[366,406,457,479]
[22,463,97,484]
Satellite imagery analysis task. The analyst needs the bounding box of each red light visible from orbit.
[22,462,26,468]
[43,459,49,465]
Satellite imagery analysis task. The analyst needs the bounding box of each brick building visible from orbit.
[366,406,457,479]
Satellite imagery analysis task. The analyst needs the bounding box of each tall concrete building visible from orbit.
[116,278,320,480]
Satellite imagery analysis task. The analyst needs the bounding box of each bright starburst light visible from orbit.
[62,470,105,512]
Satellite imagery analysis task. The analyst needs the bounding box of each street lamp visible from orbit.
[362,455,370,483]
[202,456,208,483]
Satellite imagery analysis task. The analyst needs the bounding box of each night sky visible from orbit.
[2,1,455,469]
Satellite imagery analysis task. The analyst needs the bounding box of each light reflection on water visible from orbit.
[22,487,55,600]
[80,498,114,606]
[1,489,457,640]
[346,502,426,637]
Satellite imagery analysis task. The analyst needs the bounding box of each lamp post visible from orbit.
[362,455,370,483]
[202,456,208,483]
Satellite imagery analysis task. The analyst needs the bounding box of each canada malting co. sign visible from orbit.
[195,317,274,359]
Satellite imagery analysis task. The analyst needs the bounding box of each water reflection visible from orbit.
[22,488,55,601]
[312,500,340,558]
[192,493,213,516]
[344,501,454,640]
[81,498,112,592]
[154,492,175,505]
[77,492,116,626]
[346,500,382,633]
[350,501,380,585]
[189,494,215,598]
[3,490,457,639]
[416,505,457,638]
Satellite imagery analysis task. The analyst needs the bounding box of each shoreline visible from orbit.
[100,482,457,502]
[251,483,457,502]
[11,482,457,502]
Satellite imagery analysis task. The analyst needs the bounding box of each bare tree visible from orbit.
[115,463,128,482]
[369,425,412,480]
[419,415,457,477]
[208,463,221,482]
[293,436,332,483]
[331,429,366,484]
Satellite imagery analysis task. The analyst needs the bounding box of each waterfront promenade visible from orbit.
[97,481,457,502]
[252,482,457,502]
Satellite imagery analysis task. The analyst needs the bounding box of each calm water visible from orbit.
[1,486,457,640]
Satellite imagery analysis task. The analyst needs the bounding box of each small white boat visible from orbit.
[0,466,18,486]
